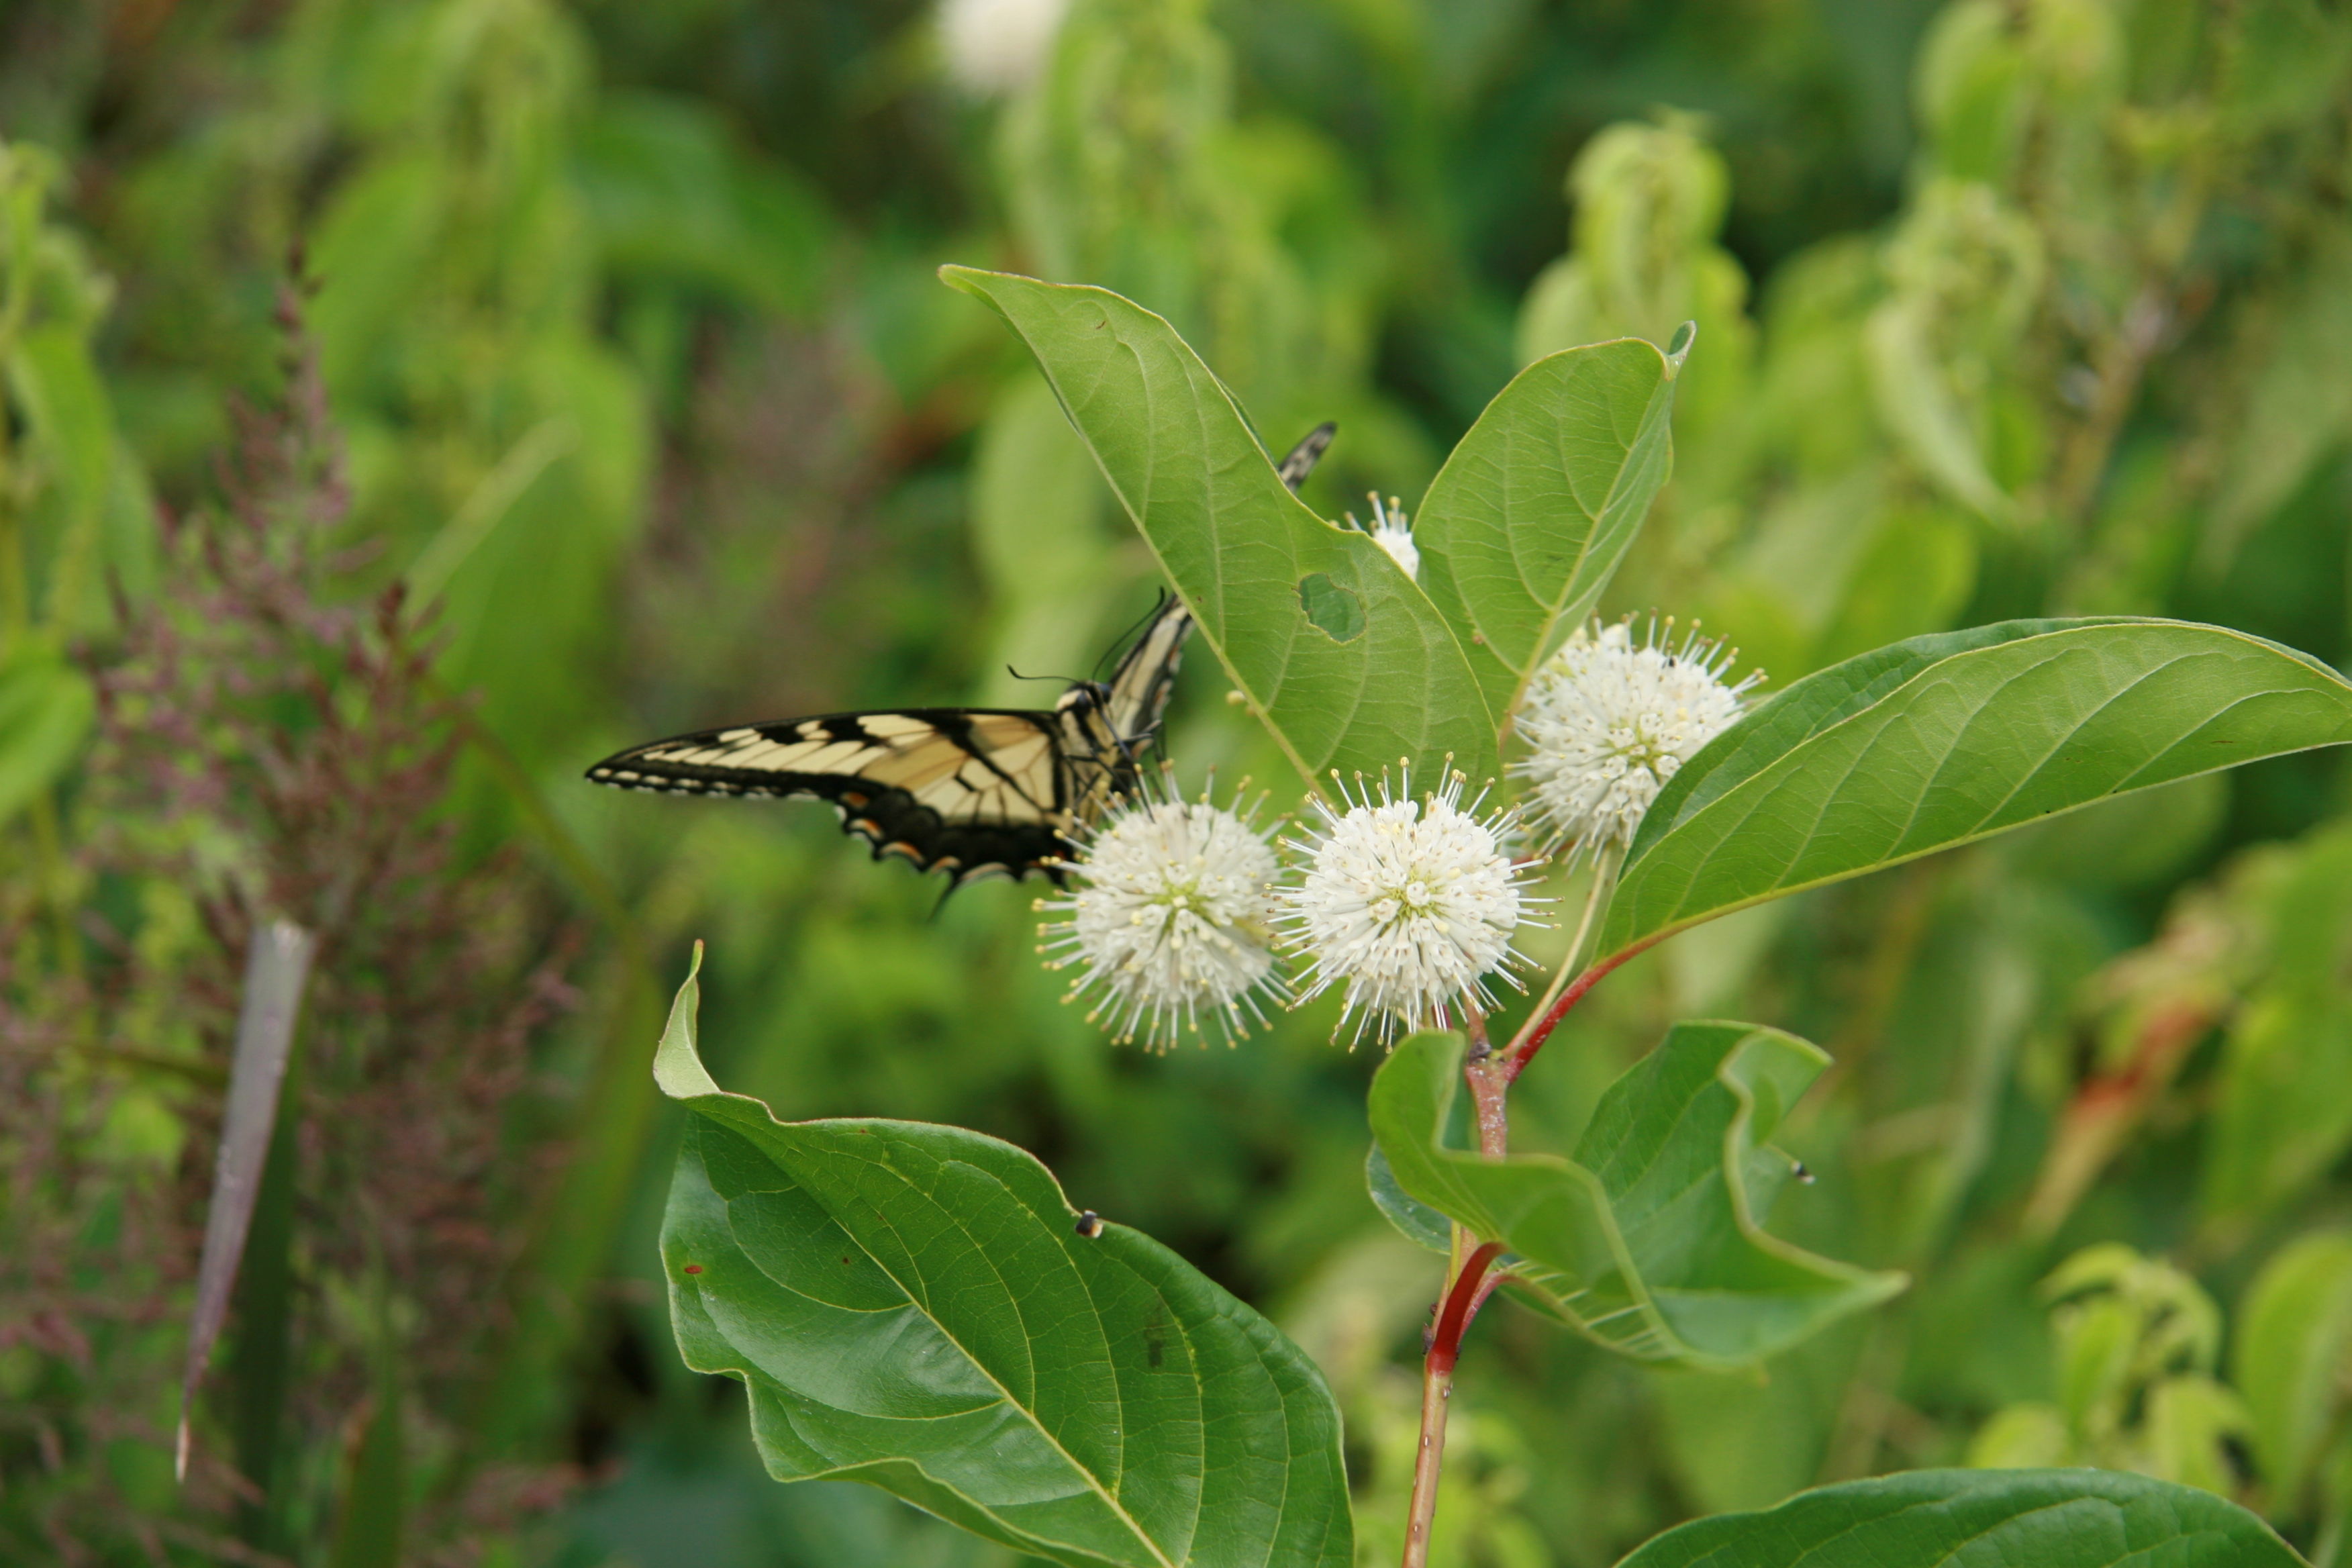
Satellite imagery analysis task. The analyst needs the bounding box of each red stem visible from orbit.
[1400,934,1650,1565]
[1502,940,1651,1082]
[1401,1242,1504,1568]
[1429,1242,1503,1375]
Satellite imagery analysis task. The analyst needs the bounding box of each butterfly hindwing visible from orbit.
[586,421,1339,883]
[1275,421,1336,492]
[1099,596,1193,745]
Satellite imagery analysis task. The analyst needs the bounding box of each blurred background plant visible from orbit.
[3,0,2352,1563]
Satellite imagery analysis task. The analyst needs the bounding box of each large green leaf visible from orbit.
[2202,824,2352,1232]
[1602,618,2352,958]
[0,641,95,827]
[1368,1026,1903,1369]
[1414,332,1683,720]
[654,949,1352,1568]
[1614,1469,2300,1567]
[941,266,1497,787]
[2236,1232,2352,1512]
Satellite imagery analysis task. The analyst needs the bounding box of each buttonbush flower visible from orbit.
[1278,767,1536,1048]
[1512,617,1760,860]
[1347,493,1420,581]
[937,0,1071,95]
[1037,777,1285,1050]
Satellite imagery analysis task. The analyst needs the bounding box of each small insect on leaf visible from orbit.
[1792,1161,1816,1185]
[683,1264,703,1274]
[1075,1210,1105,1238]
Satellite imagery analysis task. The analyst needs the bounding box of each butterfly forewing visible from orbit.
[587,708,1073,884]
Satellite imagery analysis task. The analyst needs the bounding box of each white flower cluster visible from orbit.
[936,0,1071,95]
[1043,766,1534,1052]
[1277,769,1534,1048]
[1040,606,1755,1052]
[1037,779,1285,1052]
[1512,618,1759,860]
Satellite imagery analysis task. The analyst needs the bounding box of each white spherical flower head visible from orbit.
[1346,493,1420,581]
[1513,616,1761,860]
[1038,780,1285,1051]
[1279,768,1537,1049]
[937,0,1071,95]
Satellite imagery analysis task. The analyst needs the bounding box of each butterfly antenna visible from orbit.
[1095,589,1174,681]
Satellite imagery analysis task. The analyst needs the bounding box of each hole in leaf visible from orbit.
[1297,573,1366,642]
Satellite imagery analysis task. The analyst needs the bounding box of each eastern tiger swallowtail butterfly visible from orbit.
[585,422,1337,886]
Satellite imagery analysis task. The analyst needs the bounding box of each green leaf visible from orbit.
[1365,1146,1453,1255]
[1602,618,2352,959]
[940,266,1497,787]
[8,323,114,526]
[655,948,1352,1568]
[325,1387,405,1568]
[1367,1026,1903,1369]
[1412,335,1682,718]
[1614,1468,2300,1568]
[0,642,95,826]
[2236,1232,2352,1511]
[2202,824,2352,1230]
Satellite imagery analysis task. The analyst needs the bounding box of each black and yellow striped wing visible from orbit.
[587,707,1089,884]
[585,422,1337,885]
[1099,595,1193,746]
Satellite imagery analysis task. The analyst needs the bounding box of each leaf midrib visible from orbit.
[1102,324,1322,791]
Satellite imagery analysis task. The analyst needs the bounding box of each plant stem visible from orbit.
[1503,850,1624,1079]
[1402,1240,1502,1568]
[1402,860,1634,1561]
[1502,940,1651,1083]
[1462,1011,1508,1159]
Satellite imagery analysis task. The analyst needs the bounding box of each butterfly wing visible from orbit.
[585,421,1341,885]
[1276,421,1336,491]
[587,708,1072,883]
[1099,595,1194,748]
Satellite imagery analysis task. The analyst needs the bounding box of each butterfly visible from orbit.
[585,422,1337,886]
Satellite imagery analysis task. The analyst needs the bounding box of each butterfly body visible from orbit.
[587,423,1330,885]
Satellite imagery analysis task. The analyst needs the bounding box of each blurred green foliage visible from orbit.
[3,0,2352,1564]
